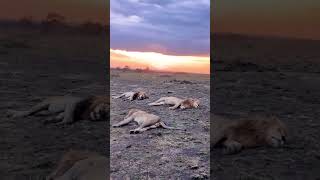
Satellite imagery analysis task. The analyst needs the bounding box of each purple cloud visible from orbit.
[110,0,210,55]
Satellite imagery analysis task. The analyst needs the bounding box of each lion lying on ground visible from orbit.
[113,91,148,101]
[46,150,107,180]
[7,95,109,124]
[148,96,200,110]
[212,115,288,154]
[113,109,182,133]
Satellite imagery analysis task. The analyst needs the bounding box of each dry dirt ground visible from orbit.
[0,28,108,179]
[211,34,320,180]
[110,70,210,179]
[2,28,320,180]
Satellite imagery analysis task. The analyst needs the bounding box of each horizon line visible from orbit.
[110,67,210,75]
[213,31,320,41]
[0,17,108,26]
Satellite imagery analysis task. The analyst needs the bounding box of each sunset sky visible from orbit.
[111,49,210,74]
[214,0,320,40]
[0,0,107,24]
[0,0,319,65]
[110,0,210,74]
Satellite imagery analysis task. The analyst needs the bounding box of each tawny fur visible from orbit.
[112,109,182,133]
[7,95,109,124]
[212,115,288,154]
[180,99,200,109]
[46,150,107,180]
[148,96,200,110]
[113,91,148,101]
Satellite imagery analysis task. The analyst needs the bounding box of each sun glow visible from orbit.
[110,49,210,74]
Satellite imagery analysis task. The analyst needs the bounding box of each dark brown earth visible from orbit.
[212,34,320,180]
[110,70,210,179]
[0,27,108,179]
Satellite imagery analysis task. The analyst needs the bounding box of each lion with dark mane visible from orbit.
[212,115,288,154]
[7,95,109,124]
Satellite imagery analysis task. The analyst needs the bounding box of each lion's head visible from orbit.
[131,91,148,100]
[212,115,288,154]
[136,91,148,100]
[78,96,109,121]
[264,117,288,147]
[180,98,200,109]
[230,116,288,147]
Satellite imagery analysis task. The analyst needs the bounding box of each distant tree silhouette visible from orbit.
[41,12,66,32]
[45,12,66,24]
[135,68,143,72]
[123,65,130,71]
[19,16,34,27]
[144,66,150,72]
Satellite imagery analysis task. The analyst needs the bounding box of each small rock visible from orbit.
[190,164,199,169]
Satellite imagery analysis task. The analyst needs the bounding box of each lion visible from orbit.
[148,96,200,110]
[112,109,182,133]
[46,150,107,180]
[7,95,109,124]
[212,115,288,154]
[113,91,148,101]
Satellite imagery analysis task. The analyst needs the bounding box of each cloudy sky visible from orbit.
[110,0,210,56]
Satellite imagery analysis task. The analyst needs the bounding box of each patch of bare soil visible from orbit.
[110,70,210,179]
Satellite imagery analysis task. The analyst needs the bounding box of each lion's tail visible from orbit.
[159,122,183,130]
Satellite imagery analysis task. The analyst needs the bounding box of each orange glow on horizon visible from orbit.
[110,49,210,74]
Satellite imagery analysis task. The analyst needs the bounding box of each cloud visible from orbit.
[110,0,210,55]
[110,10,143,26]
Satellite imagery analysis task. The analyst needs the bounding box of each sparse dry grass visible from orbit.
[110,70,210,178]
